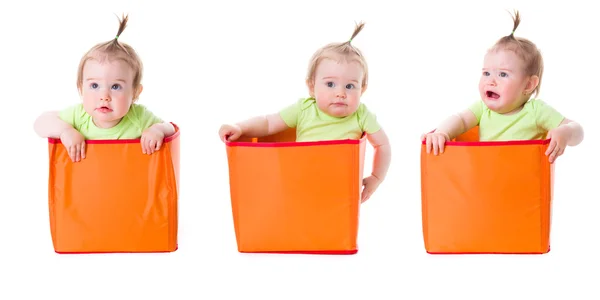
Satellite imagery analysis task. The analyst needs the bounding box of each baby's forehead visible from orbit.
[320,51,360,63]
[484,49,525,66]
[87,50,130,63]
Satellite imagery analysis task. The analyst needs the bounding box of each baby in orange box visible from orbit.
[34,14,175,162]
[421,11,583,163]
[219,22,391,202]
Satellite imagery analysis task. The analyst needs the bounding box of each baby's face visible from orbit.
[80,57,138,128]
[479,49,532,114]
[309,56,365,118]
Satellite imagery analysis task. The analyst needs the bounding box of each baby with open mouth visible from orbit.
[421,10,584,164]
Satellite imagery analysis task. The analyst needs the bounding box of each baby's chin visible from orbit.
[326,108,356,118]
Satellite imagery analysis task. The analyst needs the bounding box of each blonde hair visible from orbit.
[306,22,368,90]
[76,14,144,100]
[490,10,544,97]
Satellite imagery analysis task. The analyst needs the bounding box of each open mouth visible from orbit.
[486,91,500,99]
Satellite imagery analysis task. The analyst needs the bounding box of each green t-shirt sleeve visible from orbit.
[58,104,86,131]
[468,100,484,123]
[128,104,164,131]
[534,99,565,131]
[279,99,302,128]
[357,103,381,134]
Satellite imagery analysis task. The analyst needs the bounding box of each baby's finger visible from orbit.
[141,136,147,154]
[145,139,152,154]
[437,135,446,154]
[149,140,155,153]
[426,135,432,154]
[362,189,372,203]
[68,146,76,162]
[151,140,158,153]
[545,140,556,156]
[155,139,163,151]
[432,139,439,156]
[231,131,241,141]
[549,145,560,163]
[74,144,81,162]
[80,143,86,159]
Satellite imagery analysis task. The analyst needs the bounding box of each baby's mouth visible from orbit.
[96,106,113,112]
[486,91,500,99]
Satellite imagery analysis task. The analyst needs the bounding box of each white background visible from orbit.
[1,0,598,299]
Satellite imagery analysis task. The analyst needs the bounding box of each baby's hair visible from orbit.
[491,10,544,97]
[76,14,144,100]
[306,22,369,91]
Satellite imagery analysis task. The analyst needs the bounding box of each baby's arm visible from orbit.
[141,121,176,155]
[361,129,391,202]
[34,111,86,162]
[219,113,289,142]
[33,111,76,138]
[557,119,584,146]
[147,122,176,137]
[422,109,478,155]
[545,118,584,163]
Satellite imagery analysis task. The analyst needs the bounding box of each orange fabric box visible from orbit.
[225,129,366,254]
[421,126,553,254]
[47,124,180,253]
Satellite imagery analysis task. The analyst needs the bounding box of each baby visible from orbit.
[422,11,583,163]
[33,14,175,162]
[218,22,391,202]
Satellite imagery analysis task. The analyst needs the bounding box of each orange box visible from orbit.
[47,124,180,253]
[421,126,554,254]
[225,129,366,254]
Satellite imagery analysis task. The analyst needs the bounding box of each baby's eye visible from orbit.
[345,83,355,89]
[90,83,99,89]
[326,82,335,88]
[499,72,508,78]
[482,71,490,76]
[111,84,122,90]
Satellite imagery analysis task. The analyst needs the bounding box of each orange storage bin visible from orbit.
[421,126,554,254]
[225,129,366,254]
[47,124,180,253]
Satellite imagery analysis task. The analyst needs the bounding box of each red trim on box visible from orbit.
[55,245,178,254]
[228,139,361,148]
[420,139,551,147]
[227,133,366,148]
[48,122,180,145]
[239,249,358,255]
[421,128,550,146]
[426,246,550,255]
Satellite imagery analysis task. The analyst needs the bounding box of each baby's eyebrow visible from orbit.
[85,78,128,83]
[322,76,359,83]
[481,68,513,72]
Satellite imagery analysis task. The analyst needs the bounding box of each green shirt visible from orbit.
[468,99,565,141]
[59,103,163,140]
[279,97,381,142]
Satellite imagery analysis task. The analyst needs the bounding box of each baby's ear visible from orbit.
[306,79,315,97]
[133,84,144,101]
[361,84,368,95]
[525,75,539,94]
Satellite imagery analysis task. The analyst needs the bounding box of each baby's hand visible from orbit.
[141,127,165,155]
[545,127,568,163]
[60,127,86,162]
[219,124,242,142]
[361,175,382,203]
[421,132,450,155]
